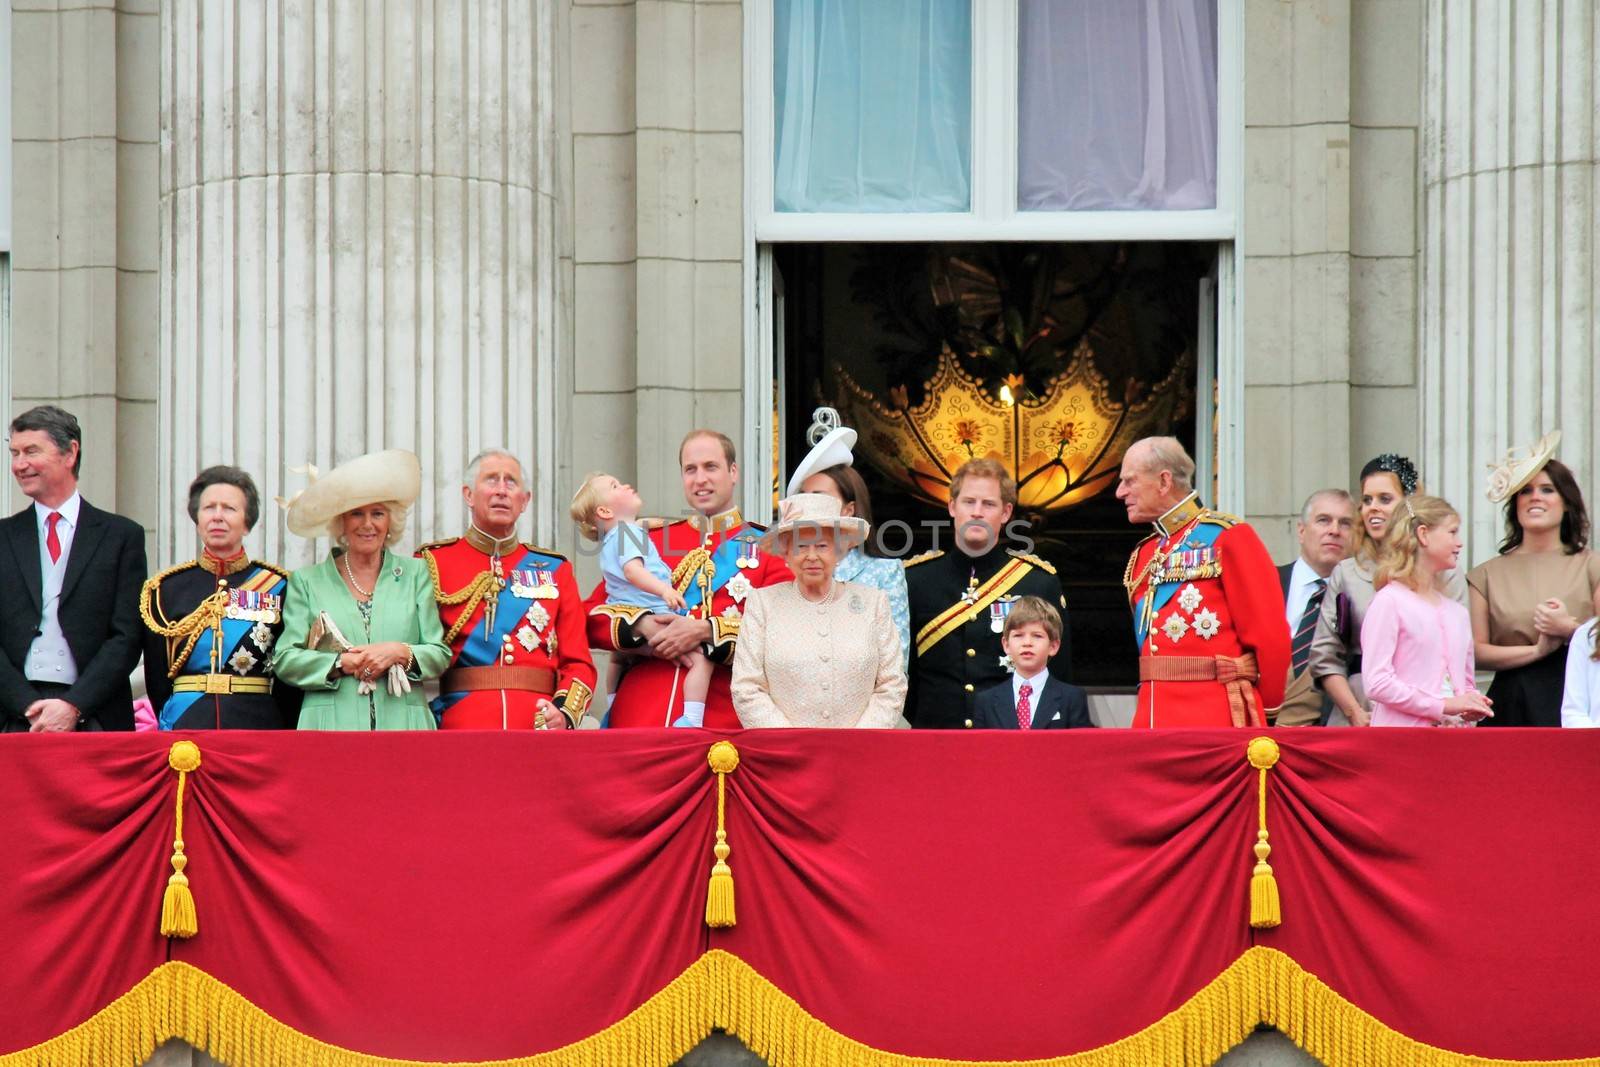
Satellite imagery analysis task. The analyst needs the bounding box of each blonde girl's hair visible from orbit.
[1373,495,1458,593]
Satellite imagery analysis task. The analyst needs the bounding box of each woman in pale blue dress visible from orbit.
[788,410,911,673]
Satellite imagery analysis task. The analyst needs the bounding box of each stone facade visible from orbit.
[1242,0,1427,558]
[5,1,1596,577]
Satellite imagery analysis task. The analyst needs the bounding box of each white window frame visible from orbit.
[741,0,1246,515]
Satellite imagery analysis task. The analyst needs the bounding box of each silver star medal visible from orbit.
[1161,613,1190,643]
[999,654,1016,674]
[1177,583,1202,614]
[523,602,550,633]
[250,622,275,651]
[517,625,539,652]
[228,647,258,675]
[1192,608,1221,640]
[545,631,559,657]
[725,573,753,603]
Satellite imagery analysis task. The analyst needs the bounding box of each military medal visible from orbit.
[510,570,535,599]
[1177,583,1202,614]
[517,625,538,652]
[735,538,761,569]
[989,599,1016,633]
[530,565,559,600]
[1193,608,1221,640]
[725,573,753,604]
[523,602,550,633]
[1162,613,1190,642]
[250,621,275,651]
[960,575,980,607]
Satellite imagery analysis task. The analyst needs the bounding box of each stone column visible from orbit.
[1420,0,1599,561]
[159,0,561,568]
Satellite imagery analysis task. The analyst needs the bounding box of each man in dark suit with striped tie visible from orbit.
[1273,490,1356,726]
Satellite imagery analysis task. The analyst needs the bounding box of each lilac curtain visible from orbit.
[1018,0,1218,211]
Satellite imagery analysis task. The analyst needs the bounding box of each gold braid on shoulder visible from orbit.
[420,550,501,645]
[139,572,232,680]
[670,548,714,597]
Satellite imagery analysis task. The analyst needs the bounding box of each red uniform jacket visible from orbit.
[419,536,597,728]
[585,510,792,728]
[1123,496,1289,728]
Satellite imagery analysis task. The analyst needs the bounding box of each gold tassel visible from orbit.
[705,741,740,929]
[1247,736,1282,929]
[161,740,203,939]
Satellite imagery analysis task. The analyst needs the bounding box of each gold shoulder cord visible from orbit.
[139,567,231,680]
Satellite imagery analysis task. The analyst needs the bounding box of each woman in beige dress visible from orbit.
[1468,432,1600,727]
[1309,454,1467,726]
[731,493,906,728]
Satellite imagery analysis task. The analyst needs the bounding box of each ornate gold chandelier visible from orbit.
[833,338,1191,512]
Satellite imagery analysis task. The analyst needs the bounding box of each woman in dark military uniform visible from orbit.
[140,466,299,729]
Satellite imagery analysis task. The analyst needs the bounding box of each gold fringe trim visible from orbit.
[2,949,1598,1067]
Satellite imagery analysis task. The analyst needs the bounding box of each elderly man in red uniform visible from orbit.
[586,430,791,728]
[1116,437,1288,728]
[418,449,596,729]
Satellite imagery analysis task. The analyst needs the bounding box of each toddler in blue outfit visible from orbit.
[571,473,712,724]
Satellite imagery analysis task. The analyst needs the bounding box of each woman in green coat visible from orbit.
[275,450,451,730]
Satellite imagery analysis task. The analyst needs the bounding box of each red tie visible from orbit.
[1017,682,1033,731]
[45,512,62,564]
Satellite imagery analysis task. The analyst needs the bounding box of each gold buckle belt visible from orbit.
[172,674,273,695]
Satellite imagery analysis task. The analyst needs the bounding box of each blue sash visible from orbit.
[159,567,287,729]
[1132,521,1225,647]
[680,527,762,612]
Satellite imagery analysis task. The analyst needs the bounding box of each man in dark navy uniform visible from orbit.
[905,458,1070,729]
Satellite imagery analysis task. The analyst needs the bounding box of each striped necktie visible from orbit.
[1290,578,1326,676]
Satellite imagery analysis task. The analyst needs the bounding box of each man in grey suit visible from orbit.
[1,406,147,732]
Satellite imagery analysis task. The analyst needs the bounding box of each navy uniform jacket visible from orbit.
[904,544,1070,729]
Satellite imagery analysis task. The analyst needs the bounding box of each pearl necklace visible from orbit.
[797,579,836,605]
[342,552,377,599]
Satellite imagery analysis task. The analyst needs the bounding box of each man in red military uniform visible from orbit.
[418,450,596,729]
[585,430,791,728]
[1116,437,1289,728]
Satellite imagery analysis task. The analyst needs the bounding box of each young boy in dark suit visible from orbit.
[971,596,1092,730]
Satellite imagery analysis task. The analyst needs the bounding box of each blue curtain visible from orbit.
[774,0,972,213]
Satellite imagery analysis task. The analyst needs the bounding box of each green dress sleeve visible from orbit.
[273,567,341,691]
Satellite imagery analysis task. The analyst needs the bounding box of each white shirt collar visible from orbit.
[1288,557,1323,594]
[34,491,82,529]
[1012,666,1050,703]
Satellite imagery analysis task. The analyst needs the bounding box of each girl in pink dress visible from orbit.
[1361,496,1494,727]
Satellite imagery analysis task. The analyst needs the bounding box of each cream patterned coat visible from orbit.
[731,581,906,728]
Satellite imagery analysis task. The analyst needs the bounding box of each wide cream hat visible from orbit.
[1486,430,1561,503]
[785,406,858,499]
[760,492,869,551]
[282,449,422,536]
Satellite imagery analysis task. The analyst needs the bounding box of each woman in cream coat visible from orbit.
[274,450,451,730]
[732,493,906,728]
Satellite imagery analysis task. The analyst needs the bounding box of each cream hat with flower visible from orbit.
[280,449,422,536]
[760,492,869,552]
[1486,430,1561,503]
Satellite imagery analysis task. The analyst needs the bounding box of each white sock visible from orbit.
[681,701,705,726]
